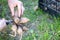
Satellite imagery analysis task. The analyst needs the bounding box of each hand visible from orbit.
[8,0,25,17]
[0,18,6,31]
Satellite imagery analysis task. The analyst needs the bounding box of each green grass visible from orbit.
[0,0,60,40]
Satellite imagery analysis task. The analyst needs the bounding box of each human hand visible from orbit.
[8,0,25,17]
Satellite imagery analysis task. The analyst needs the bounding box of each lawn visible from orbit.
[0,0,60,40]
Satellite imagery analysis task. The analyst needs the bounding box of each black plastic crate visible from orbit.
[38,0,60,16]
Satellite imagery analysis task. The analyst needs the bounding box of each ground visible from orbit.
[0,0,60,40]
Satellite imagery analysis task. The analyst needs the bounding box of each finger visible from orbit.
[17,1,23,17]
[21,6,25,15]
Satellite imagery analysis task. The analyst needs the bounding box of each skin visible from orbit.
[0,18,7,32]
[8,0,25,17]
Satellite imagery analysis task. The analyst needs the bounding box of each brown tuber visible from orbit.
[20,17,30,23]
[9,25,17,37]
[9,25,23,38]
[23,26,29,31]
[13,17,30,24]
[13,17,20,24]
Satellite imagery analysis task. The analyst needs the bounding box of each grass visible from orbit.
[0,0,60,40]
